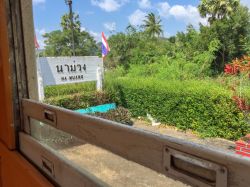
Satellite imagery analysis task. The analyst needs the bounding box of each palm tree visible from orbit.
[198,0,240,24]
[143,13,163,38]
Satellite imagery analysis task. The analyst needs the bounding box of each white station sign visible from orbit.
[38,56,103,86]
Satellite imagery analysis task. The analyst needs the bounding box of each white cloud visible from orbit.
[91,0,129,12]
[169,5,207,26]
[157,2,170,18]
[103,22,116,32]
[128,9,147,26]
[169,5,187,18]
[33,0,45,5]
[157,2,207,27]
[138,0,151,9]
[241,0,250,8]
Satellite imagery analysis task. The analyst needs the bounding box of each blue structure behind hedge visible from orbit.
[75,103,116,114]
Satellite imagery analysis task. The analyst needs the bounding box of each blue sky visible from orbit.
[33,0,250,48]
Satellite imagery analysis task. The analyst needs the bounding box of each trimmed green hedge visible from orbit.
[45,91,111,110]
[106,78,250,140]
[45,82,96,98]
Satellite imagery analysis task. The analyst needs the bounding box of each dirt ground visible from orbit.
[40,120,235,187]
[133,120,235,152]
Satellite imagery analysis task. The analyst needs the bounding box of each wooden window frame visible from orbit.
[21,99,250,187]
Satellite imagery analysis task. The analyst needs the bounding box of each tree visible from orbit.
[143,13,163,38]
[105,32,139,69]
[43,13,99,57]
[200,5,250,74]
[105,27,168,68]
[104,3,250,78]
[198,0,240,24]
[61,13,81,31]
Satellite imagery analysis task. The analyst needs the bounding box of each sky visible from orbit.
[33,0,250,48]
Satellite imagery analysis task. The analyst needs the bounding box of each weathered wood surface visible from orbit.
[2,0,36,147]
[22,99,250,187]
[0,0,15,149]
[20,0,39,100]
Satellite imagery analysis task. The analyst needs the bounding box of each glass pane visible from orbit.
[29,119,189,187]
[32,0,250,154]
[30,0,250,185]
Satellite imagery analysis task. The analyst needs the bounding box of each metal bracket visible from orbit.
[41,156,55,178]
[44,109,57,127]
[163,147,227,187]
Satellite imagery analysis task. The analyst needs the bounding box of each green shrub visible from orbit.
[45,81,96,98]
[93,107,133,126]
[106,77,249,140]
[119,57,211,81]
[45,91,111,110]
[242,83,250,102]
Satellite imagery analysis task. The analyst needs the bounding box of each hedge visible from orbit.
[45,91,111,110]
[45,82,96,98]
[106,77,250,140]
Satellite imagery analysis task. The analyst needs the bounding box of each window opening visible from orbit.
[12,0,250,186]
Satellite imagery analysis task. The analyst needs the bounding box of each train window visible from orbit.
[5,0,250,186]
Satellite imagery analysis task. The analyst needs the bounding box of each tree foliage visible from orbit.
[43,13,99,57]
[198,0,240,24]
[106,3,250,76]
[200,5,250,73]
[106,30,169,69]
[143,13,163,38]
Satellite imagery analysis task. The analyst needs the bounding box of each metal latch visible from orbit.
[44,109,57,127]
[41,156,55,177]
[163,147,227,187]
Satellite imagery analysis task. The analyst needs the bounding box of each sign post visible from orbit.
[37,60,45,101]
[96,66,103,91]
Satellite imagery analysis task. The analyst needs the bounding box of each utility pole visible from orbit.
[65,0,76,56]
